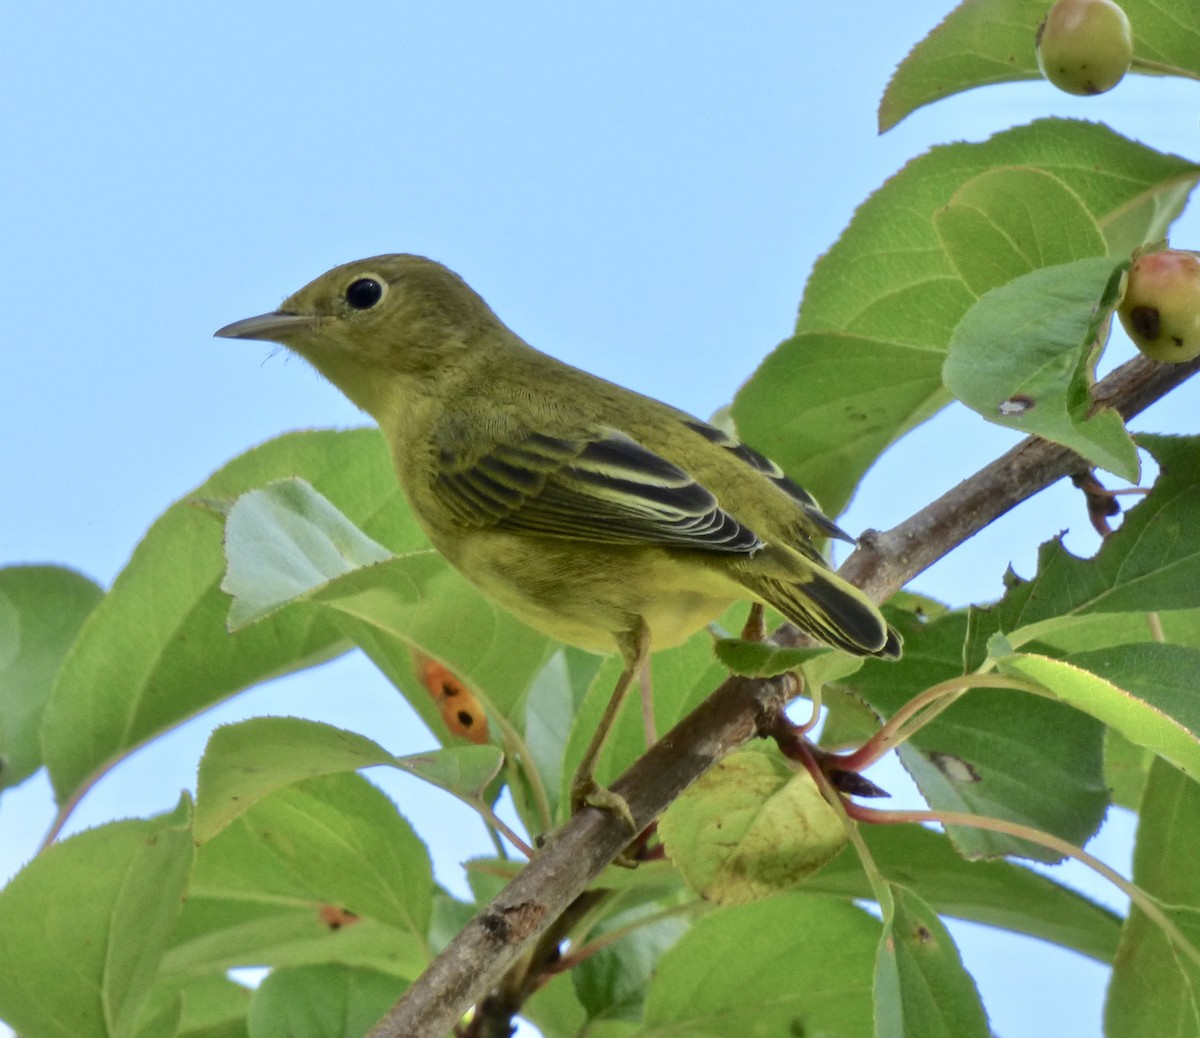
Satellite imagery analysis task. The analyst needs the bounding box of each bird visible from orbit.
[215,254,900,825]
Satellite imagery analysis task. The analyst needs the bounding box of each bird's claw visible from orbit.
[570,775,638,834]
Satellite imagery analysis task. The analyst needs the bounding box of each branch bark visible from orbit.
[369,352,1199,1038]
[369,671,797,1038]
[840,353,1200,603]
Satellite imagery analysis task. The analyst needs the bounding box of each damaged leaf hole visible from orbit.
[999,394,1035,416]
[927,750,981,784]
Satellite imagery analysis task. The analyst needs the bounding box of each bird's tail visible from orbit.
[740,562,901,659]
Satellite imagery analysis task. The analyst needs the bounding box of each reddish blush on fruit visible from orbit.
[1118,249,1200,363]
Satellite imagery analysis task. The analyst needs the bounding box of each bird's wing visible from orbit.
[433,427,763,554]
[680,419,854,544]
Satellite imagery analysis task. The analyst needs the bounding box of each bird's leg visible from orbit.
[638,654,656,747]
[569,619,651,832]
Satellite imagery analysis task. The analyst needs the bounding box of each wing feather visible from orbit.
[434,428,763,554]
[683,419,854,543]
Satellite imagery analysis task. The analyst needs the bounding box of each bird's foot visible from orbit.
[570,774,638,834]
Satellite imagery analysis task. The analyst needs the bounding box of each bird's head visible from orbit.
[215,254,501,380]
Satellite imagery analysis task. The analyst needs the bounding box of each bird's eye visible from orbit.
[345,277,384,310]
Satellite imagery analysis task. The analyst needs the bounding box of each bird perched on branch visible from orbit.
[216,254,900,825]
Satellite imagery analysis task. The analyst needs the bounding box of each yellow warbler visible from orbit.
[216,255,899,822]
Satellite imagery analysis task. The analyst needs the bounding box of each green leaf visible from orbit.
[40,429,418,808]
[879,0,1046,131]
[463,856,515,907]
[132,996,182,1038]
[819,684,886,750]
[573,905,690,1023]
[734,333,948,520]
[798,646,871,693]
[853,610,1108,861]
[880,0,1200,132]
[522,646,605,817]
[201,771,432,938]
[875,885,990,1038]
[896,691,1106,864]
[0,797,194,1038]
[976,435,1200,643]
[246,964,404,1038]
[1105,759,1200,1037]
[0,564,103,790]
[164,905,414,985]
[944,257,1137,479]
[144,975,251,1038]
[227,513,559,748]
[395,744,505,800]
[934,167,1108,296]
[222,478,393,629]
[321,556,558,736]
[170,774,431,978]
[109,797,196,1038]
[523,972,589,1038]
[1073,644,1200,740]
[194,717,396,843]
[711,637,823,677]
[733,121,1198,516]
[428,888,479,957]
[1004,649,1200,785]
[218,473,560,748]
[642,894,880,1037]
[659,746,847,904]
[1105,726,1155,811]
[583,1023,641,1038]
[808,824,1120,963]
[1013,607,1200,656]
[1126,0,1200,79]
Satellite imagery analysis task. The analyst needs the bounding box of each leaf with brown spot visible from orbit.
[417,652,491,744]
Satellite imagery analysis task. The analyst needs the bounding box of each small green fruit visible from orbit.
[1036,0,1133,96]
[1118,250,1200,363]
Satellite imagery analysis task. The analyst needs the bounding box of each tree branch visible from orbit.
[370,671,798,1038]
[840,353,1200,602]
[369,352,1199,1038]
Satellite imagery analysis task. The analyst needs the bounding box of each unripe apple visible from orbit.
[1118,250,1200,363]
[1036,0,1133,96]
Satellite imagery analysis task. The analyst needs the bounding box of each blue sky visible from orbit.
[2,3,1198,1036]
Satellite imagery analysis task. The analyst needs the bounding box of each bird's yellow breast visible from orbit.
[437,529,744,654]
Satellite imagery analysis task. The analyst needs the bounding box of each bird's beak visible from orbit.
[214,311,318,343]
